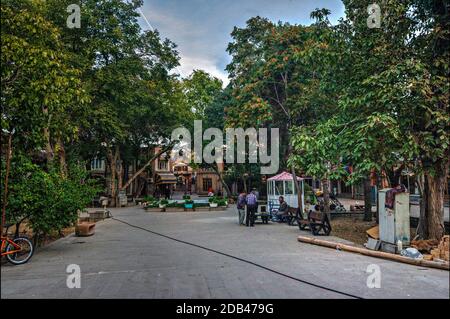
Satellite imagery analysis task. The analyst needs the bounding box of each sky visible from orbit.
[139,0,345,86]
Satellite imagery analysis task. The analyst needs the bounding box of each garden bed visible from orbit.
[330,217,417,247]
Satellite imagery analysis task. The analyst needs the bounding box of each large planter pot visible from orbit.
[159,204,167,209]
[184,203,194,209]
[209,203,218,208]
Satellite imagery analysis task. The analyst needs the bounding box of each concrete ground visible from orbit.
[1,206,449,299]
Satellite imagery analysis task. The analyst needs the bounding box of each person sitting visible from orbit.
[275,196,289,222]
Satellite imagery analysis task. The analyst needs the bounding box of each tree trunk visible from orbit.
[120,144,173,192]
[42,107,54,164]
[291,167,303,214]
[416,174,428,239]
[56,137,67,177]
[425,161,447,240]
[209,163,232,197]
[116,150,123,191]
[1,134,12,234]
[242,176,247,193]
[107,148,118,207]
[322,178,330,214]
[363,176,372,221]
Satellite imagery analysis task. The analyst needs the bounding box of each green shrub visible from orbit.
[166,201,184,208]
[147,201,159,208]
[143,195,156,203]
[217,199,227,206]
[159,199,169,205]
[3,155,100,243]
[166,202,177,208]
[208,196,218,203]
[194,202,209,208]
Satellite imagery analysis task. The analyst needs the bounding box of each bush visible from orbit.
[166,201,184,208]
[143,195,156,203]
[217,199,227,207]
[304,183,317,204]
[3,155,100,243]
[159,199,169,205]
[208,196,218,203]
[194,202,209,208]
[182,195,191,200]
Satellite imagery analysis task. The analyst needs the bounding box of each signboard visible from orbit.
[118,190,127,207]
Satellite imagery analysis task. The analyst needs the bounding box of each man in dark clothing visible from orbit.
[245,192,258,227]
[164,185,171,199]
[275,196,289,222]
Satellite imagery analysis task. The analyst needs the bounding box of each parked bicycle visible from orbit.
[1,231,34,265]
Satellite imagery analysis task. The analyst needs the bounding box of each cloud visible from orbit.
[178,55,229,85]
[140,0,345,88]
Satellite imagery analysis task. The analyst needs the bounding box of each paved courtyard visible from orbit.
[1,206,449,299]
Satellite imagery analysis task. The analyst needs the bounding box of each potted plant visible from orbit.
[194,202,209,211]
[184,199,194,209]
[145,201,160,212]
[209,196,218,208]
[143,195,156,203]
[165,201,185,212]
[217,198,227,207]
[159,199,169,209]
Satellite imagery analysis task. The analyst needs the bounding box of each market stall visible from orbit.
[267,171,304,211]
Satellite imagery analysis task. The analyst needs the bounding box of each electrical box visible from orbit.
[378,189,410,248]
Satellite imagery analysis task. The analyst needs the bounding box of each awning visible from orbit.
[267,171,303,181]
[155,173,177,185]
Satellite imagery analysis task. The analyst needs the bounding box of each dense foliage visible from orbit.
[224,1,449,239]
[0,0,196,240]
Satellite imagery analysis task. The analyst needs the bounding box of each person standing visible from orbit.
[246,191,258,227]
[251,188,259,200]
[237,191,247,225]
[164,185,171,199]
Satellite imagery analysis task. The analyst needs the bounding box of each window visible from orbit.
[202,178,212,192]
[158,160,168,171]
[91,158,104,170]
[284,181,294,195]
[275,181,283,195]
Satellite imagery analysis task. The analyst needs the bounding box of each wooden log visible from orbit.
[297,235,449,271]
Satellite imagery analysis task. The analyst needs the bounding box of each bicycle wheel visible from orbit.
[6,237,34,265]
